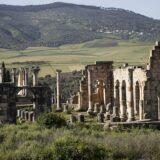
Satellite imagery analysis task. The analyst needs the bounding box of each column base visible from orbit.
[56,108,62,112]
[87,109,93,115]
[127,117,135,122]
[120,116,127,122]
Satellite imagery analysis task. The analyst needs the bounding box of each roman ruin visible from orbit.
[0,63,52,123]
[1,42,160,124]
[70,41,160,122]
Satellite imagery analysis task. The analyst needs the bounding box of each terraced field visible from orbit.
[0,39,153,76]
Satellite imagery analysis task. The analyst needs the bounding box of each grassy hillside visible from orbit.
[0,2,160,49]
[0,39,153,76]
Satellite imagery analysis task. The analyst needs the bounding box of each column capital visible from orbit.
[11,68,16,72]
[56,69,62,73]
[31,66,40,74]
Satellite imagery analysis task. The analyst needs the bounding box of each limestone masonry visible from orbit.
[0,64,51,123]
[70,42,160,122]
[0,42,160,124]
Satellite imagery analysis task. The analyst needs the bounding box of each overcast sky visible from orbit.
[0,0,160,20]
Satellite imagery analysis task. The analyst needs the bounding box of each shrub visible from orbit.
[52,137,106,160]
[36,113,67,128]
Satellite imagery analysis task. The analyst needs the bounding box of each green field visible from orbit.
[0,39,154,76]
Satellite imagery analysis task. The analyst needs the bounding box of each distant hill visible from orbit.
[0,2,160,49]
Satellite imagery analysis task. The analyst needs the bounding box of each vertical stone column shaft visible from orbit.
[158,96,160,120]
[24,68,29,86]
[139,100,144,120]
[56,70,61,111]
[119,82,126,121]
[127,69,134,121]
[103,84,106,106]
[24,68,29,96]
[32,67,40,86]
[77,92,82,111]
[11,68,16,84]
[87,69,92,113]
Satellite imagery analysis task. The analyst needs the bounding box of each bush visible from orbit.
[52,137,106,160]
[36,113,67,128]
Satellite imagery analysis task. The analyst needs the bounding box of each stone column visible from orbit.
[24,68,29,96]
[127,69,134,121]
[133,84,137,116]
[0,69,2,83]
[56,69,62,111]
[87,69,93,114]
[11,68,16,84]
[18,68,22,87]
[158,96,160,120]
[31,66,40,86]
[139,83,145,120]
[24,68,29,86]
[139,100,144,120]
[103,84,107,106]
[77,91,82,111]
[114,81,120,110]
[119,82,126,121]
[18,68,24,96]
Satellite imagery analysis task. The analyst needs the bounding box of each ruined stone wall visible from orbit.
[144,42,160,120]
[0,83,17,123]
[75,61,113,111]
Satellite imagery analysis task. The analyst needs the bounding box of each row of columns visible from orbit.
[16,67,62,111]
[16,67,40,86]
[114,70,145,121]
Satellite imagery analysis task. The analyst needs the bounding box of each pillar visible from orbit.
[18,68,24,95]
[103,84,107,106]
[133,84,137,116]
[77,91,82,111]
[18,68,22,87]
[158,96,160,120]
[87,69,93,114]
[119,82,127,121]
[114,81,120,113]
[127,69,134,121]
[24,68,29,86]
[11,68,16,84]
[24,68,29,96]
[139,100,144,120]
[31,66,40,86]
[56,69,62,111]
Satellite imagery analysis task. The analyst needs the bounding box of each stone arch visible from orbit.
[16,86,52,119]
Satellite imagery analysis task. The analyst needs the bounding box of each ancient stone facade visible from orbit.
[72,61,113,112]
[0,64,52,124]
[71,42,160,122]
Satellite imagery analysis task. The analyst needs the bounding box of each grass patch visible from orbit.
[0,119,160,160]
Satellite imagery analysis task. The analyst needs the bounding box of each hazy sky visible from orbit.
[0,0,160,20]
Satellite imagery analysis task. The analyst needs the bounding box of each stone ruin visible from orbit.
[0,63,52,124]
[1,41,160,125]
[69,42,160,122]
